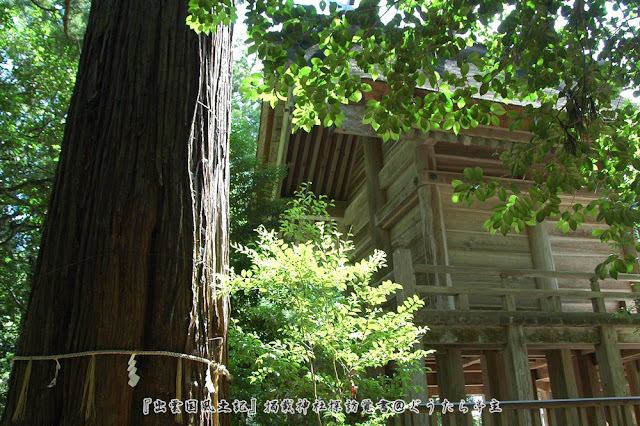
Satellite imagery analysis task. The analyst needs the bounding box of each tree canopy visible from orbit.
[190,0,640,277]
[0,0,83,408]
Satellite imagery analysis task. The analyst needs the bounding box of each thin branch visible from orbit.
[30,0,56,13]
[63,0,72,40]
[0,224,40,247]
[1,280,28,313]
[0,178,52,196]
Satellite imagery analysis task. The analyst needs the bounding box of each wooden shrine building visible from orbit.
[256,87,640,425]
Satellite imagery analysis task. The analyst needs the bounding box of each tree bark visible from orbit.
[2,0,231,424]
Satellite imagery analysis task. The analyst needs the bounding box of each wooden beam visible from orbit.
[335,135,356,200]
[325,133,343,196]
[420,324,640,347]
[413,263,640,282]
[415,309,640,328]
[621,351,640,363]
[333,105,378,137]
[333,103,532,142]
[417,169,612,203]
[461,356,482,369]
[414,284,640,303]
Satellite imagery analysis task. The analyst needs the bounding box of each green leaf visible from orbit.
[349,91,362,102]
[490,103,506,115]
[443,119,455,131]
[472,166,483,181]
[463,167,473,181]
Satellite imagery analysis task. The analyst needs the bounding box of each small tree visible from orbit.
[229,185,430,425]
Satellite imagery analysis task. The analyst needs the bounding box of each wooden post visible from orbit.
[545,349,579,425]
[526,222,576,424]
[503,325,535,426]
[362,136,393,262]
[575,352,606,426]
[590,278,607,314]
[482,351,513,426]
[622,241,639,317]
[526,223,562,312]
[434,348,472,426]
[529,370,544,426]
[500,274,516,312]
[622,241,640,424]
[625,360,640,424]
[393,245,431,426]
[595,326,635,425]
[273,88,294,198]
[415,143,456,310]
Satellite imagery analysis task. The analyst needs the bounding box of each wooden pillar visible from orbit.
[526,222,569,425]
[545,349,579,425]
[526,223,562,312]
[622,241,640,315]
[595,326,635,425]
[435,348,472,426]
[362,137,393,261]
[393,245,431,426]
[622,241,640,424]
[575,351,606,426]
[272,89,294,198]
[415,143,457,310]
[481,351,512,426]
[504,325,535,426]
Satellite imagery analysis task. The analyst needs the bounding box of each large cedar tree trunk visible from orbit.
[2,0,231,424]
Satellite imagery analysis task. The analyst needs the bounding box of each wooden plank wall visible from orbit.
[546,218,632,313]
[439,187,539,310]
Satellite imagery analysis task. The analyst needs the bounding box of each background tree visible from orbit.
[0,0,82,410]
[1,0,232,424]
[229,40,287,272]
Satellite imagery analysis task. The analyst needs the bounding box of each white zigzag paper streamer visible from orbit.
[46,359,61,388]
[204,365,215,394]
[127,354,140,387]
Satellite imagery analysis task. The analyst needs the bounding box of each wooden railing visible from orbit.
[417,396,640,426]
[412,264,640,316]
